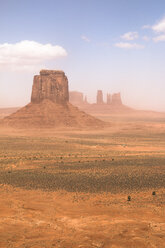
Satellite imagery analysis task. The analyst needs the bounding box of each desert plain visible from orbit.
[0,113,164,248]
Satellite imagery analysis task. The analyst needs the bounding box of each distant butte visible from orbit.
[69,90,123,106]
[1,70,106,128]
[69,90,132,114]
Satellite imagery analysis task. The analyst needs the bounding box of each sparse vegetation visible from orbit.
[127,195,131,201]
[0,120,164,248]
[0,128,164,194]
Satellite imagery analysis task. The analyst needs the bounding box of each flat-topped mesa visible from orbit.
[31,69,69,104]
[111,93,122,105]
[69,91,84,105]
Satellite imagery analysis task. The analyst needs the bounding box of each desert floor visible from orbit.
[0,115,165,248]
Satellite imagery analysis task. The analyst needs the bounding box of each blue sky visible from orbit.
[0,0,165,111]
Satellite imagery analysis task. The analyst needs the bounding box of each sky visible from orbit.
[0,0,165,111]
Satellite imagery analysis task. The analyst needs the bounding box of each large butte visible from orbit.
[1,70,106,128]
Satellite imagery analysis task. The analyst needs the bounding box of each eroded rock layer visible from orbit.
[1,70,106,129]
[31,70,69,104]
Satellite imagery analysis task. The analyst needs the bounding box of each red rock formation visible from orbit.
[97,90,104,104]
[1,70,106,128]
[31,70,69,104]
[111,93,122,105]
[107,93,111,105]
[69,91,84,105]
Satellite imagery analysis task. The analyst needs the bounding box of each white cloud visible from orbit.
[152,17,165,33]
[115,42,144,49]
[121,32,138,41]
[151,17,165,43]
[142,36,150,41]
[153,34,165,42]
[0,40,67,71]
[81,35,90,42]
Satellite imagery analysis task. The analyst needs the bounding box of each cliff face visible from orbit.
[69,91,84,105]
[69,91,88,106]
[107,94,111,105]
[31,70,69,104]
[96,91,122,106]
[97,90,104,104]
[111,93,122,105]
[1,69,106,128]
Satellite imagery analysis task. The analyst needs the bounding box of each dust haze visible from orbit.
[0,69,164,248]
[0,67,165,112]
[1,0,165,246]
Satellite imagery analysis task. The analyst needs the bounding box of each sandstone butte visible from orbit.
[1,70,106,128]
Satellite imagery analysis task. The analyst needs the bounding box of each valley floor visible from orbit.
[0,118,164,247]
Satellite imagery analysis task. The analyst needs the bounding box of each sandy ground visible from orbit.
[0,117,164,248]
[0,185,164,248]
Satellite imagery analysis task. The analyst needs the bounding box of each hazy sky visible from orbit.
[0,0,165,111]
